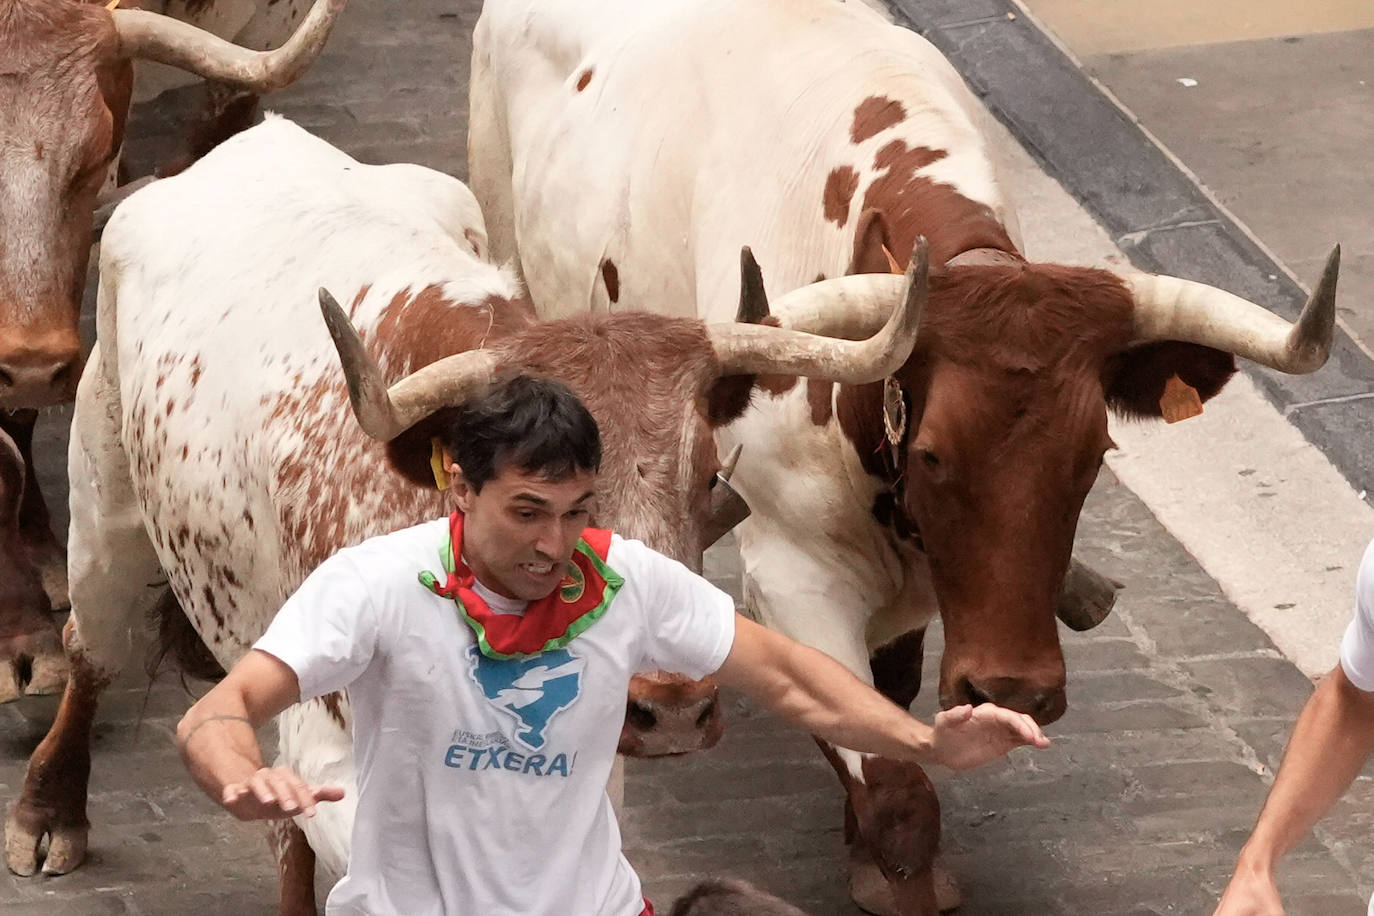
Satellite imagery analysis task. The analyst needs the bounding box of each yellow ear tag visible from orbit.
[881,245,903,275]
[1160,374,1204,424]
[106,0,120,10]
[429,438,451,490]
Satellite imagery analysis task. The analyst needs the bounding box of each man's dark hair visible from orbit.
[439,375,601,492]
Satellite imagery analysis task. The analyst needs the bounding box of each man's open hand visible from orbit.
[221,766,345,821]
[927,703,1050,770]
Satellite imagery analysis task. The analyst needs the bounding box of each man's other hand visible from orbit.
[221,765,345,821]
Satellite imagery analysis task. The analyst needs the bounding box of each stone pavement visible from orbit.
[4,0,1374,913]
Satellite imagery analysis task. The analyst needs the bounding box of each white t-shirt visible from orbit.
[1338,538,1374,692]
[254,518,736,916]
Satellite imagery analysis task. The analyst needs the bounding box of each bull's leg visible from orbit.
[815,741,941,916]
[0,424,65,704]
[270,820,318,916]
[1,409,68,611]
[5,343,165,876]
[740,550,939,916]
[860,630,960,914]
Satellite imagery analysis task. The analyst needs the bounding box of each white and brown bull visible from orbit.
[2,117,929,911]
[0,0,346,703]
[467,0,1340,911]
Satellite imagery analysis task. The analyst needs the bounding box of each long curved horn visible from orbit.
[113,0,346,92]
[318,288,497,440]
[709,238,928,383]
[1124,245,1339,374]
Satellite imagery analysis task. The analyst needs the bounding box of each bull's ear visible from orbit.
[1103,341,1236,420]
[849,208,896,275]
[705,375,756,426]
[382,408,460,489]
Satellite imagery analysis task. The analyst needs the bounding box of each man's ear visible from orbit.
[445,450,478,513]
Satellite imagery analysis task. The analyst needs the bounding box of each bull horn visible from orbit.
[719,443,743,481]
[709,238,928,383]
[736,248,770,324]
[113,0,346,92]
[1124,245,1339,374]
[318,288,498,440]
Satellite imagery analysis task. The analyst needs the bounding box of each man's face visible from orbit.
[452,461,598,601]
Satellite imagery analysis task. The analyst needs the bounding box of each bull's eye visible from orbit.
[918,448,940,469]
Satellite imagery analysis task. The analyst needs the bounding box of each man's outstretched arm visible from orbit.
[713,614,1048,770]
[1215,664,1374,915]
[176,649,345,821]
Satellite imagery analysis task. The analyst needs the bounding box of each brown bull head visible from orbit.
[0,0,345,408]
[802,210,1338,725]
[319,259,928,754]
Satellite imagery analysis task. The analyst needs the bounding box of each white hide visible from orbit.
[76,115,513,877]
[469,0,995,734]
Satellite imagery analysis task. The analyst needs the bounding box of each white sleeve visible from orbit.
[253,552,381,701]
[616,539,736,679]
[1339,539,1374,693]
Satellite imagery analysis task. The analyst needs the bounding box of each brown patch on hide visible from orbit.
[823,165,860,227]
[320,691,347,729]
[862,140,1017,266]
[850,209,898,276]
[373,284,535,380]
[600,259,620,303]
[807,379,833,426]
[851,95,907,144]
[576,68,593,91]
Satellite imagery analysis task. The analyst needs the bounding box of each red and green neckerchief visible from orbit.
[419,511,623,660]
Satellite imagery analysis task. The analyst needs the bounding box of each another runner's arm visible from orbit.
[1216,674,1374,914]
[713,614,1048,771]
[177,649,344,821]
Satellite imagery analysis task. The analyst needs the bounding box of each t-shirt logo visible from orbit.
[466,645,585,750]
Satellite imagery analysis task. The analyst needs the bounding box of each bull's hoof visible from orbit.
[849,854,895,916]
[932,858,961,912]
[4,805,89,877]
[848,850,962,914]
[0,632,69,705]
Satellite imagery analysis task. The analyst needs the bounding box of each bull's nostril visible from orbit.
[0,368,12,388]
[964,680,993,707]
[626,700,657,731]
[16,655,32,689]
[50,362,73,389]
[695,700,716,728]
